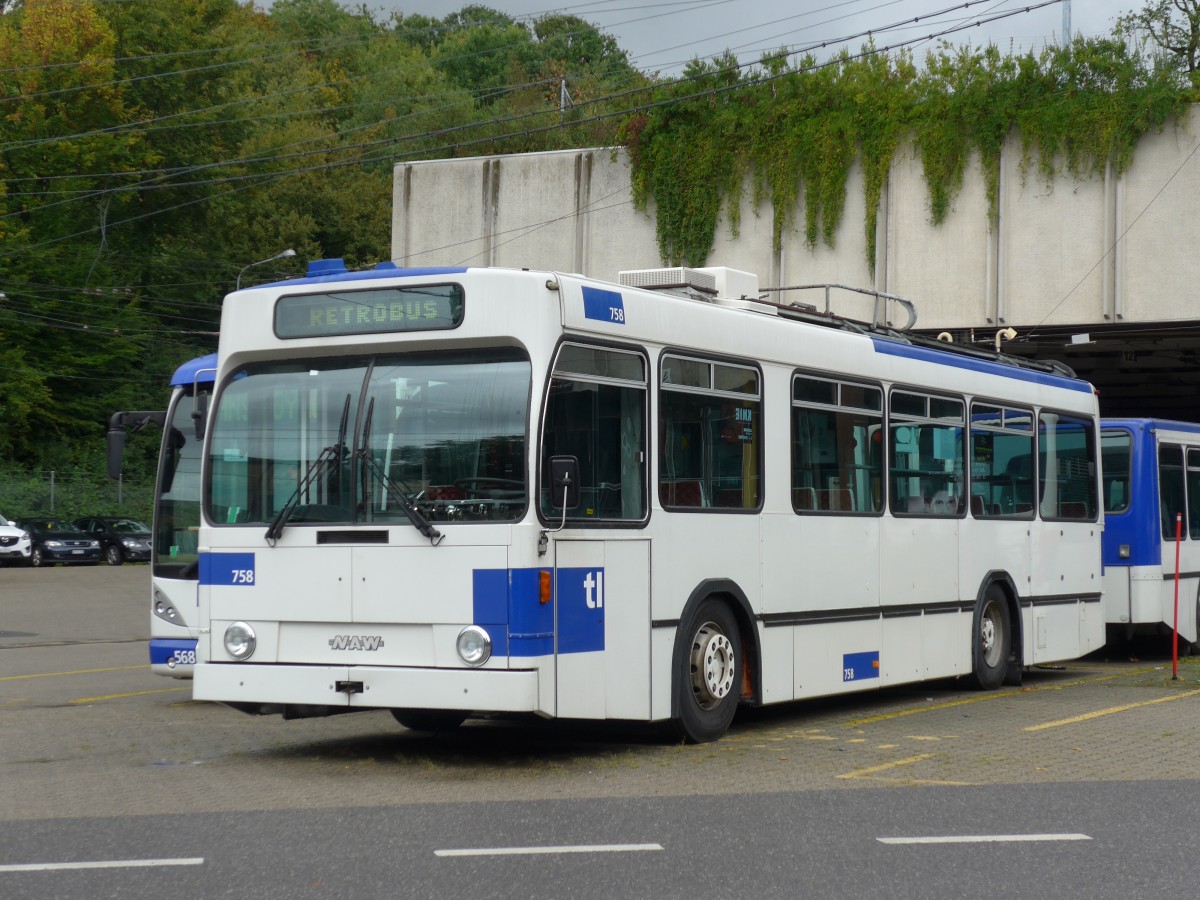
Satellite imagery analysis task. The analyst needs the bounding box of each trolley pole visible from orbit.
[1173,512,1182,680]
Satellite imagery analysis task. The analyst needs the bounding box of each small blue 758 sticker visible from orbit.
[582,286,626,325]
[199,552,256,586]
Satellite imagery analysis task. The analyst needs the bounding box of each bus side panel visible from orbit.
[880,517,956,682]
[763,515,880,699]
[1029,521,1103,661]
[1165,532,1200,643]
[1157,574,1200,644]
[1102,567,1132,628]
[793,619,882,697]
[958,520,1030,676]
[1129,567,1163,628]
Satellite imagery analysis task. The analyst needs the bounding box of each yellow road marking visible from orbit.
[0,664,149,682]
[838,753,935,780]
[72,687,190,703]
[1024,687,1200,732]
[845,667,1160,726]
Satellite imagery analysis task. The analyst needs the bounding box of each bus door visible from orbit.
[1153,443,1200,644]
[551,538,651,721]
[881,392,965,681]
[1029,412,1103,660]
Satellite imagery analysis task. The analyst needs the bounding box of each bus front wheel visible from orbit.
[390,709,468,733]
[969,586,1010,690]
[674,599,741,743]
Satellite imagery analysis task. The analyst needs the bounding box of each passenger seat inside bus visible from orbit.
[661,480,706,507]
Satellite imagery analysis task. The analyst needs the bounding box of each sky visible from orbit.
[364,0,1138,75]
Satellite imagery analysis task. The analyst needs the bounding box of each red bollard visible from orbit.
[1173,512,1182,680]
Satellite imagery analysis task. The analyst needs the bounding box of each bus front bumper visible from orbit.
[193,662,542,714]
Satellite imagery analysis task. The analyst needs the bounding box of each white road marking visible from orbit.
[436,843,663,857]
[0,857,204,873]
[878,833,1092,845]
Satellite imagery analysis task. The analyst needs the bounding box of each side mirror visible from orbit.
[548,456,580,510]
[106,426,126,480]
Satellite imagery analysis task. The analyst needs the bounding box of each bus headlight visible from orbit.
[456,625,491,666]
[224,622,257,660]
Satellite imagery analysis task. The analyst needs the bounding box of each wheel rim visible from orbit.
[979,601,1002,668]
[689,621,736,709]
[106,546,119,564]
[31,549,42,566]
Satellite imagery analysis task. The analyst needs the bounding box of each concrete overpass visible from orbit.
[393,106,1200,420]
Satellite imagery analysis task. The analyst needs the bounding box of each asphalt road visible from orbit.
[3,565,1199,898]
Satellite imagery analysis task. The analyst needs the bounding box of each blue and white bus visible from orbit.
[1100,418,1200,650]
[109,353,216,677]
[190,261,1104,742]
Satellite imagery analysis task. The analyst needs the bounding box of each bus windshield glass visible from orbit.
[155,389,207,578]
[206,349,531,527]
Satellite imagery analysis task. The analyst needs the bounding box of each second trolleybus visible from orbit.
[1100,418,1200,651]
[190,260,1105,742]
[109,353,216,677]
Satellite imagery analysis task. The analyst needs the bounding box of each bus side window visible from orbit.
[1100,428,1132,515]
[1038,411,1097,521]
[1158,444,1185,539]
[541,344,647,522]
[791,374,881,515]
[661,356,760,512]
[1188,449,1200,539]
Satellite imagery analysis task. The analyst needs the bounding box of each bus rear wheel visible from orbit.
[969,586,1010,690]
[674,599,741,743]
[390,709,468,733]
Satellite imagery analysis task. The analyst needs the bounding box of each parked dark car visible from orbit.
[74,516,152,566]
[15,517,102,567]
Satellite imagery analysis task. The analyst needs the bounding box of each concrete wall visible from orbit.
[392,106,1200,330]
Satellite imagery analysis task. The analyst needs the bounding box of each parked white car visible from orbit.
[0,511,32,566]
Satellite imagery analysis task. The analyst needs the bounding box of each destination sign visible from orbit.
[275,285,464,338]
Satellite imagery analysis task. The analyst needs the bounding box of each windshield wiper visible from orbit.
[264,394,351,544]
[356,397,442,545]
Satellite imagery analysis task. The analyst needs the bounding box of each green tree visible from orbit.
[1119,0,1200,75]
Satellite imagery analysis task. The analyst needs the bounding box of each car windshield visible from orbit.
[29,518,68,531]
[107,519,150,533]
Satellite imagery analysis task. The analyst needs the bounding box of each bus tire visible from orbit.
[390,709,468,733]
[674,598,741,743]
[969,585,1010,690]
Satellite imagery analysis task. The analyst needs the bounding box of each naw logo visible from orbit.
[328,635,385,651]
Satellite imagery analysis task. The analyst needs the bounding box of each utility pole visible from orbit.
[1062,0,1071,45]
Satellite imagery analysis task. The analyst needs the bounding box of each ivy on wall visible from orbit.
[621,38,1192,271]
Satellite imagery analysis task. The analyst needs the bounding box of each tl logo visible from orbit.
[583,570,604,609]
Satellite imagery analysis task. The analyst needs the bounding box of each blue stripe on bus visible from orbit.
[842,650,880,682]
[472,567,604,657]
[259,263,468,288]
[870,338,1093,392]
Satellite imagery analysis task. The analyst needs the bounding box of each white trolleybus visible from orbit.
[109,353,216,677]
[1100,418,1200,651]
[191,260,1104,742]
